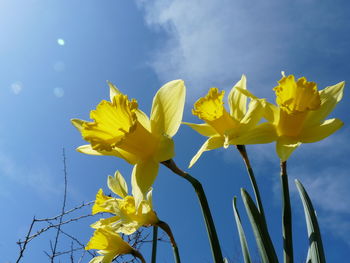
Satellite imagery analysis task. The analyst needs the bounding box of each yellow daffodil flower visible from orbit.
[91,171,159,235]
[71,80,186,205]
[85,227,135,263]
[237,73,345,161]
[184,75,275,167]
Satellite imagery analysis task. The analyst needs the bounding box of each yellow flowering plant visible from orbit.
[69,73,344,263]
[184,75,275,168]
[71,80,186,206]
[236,72,345,161]
[90,170,159,235]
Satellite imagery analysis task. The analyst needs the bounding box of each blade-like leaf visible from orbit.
[241,188,278,263]
[232,197,252,263]
[295,180,326,263]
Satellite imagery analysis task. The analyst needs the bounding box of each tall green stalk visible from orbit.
[281,161,293,263]
[236,145,268,230]
[157,220,181,263]
[162,159,224,263]
[151,226,158,263]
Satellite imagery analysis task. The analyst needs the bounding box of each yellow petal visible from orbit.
[182,122,218,137]
[264,102,280,125]
[153,134,175,162]
[92,189,119,215]
[150,80,186,137]
[107,171,128,198]
[189,136,224,168]
[228,74,247,121]
[135,109,151,132]
[76,145,139,164]
[90,216,120,229]
[299,118,343,143]
[71,118,87,132]
[88,256,104,263]
[108,81,121,101]
[228,123,277,145]
[131,161,159,208]
[276,136,301,161]
[239,99,264,128]
[304,81,345,127]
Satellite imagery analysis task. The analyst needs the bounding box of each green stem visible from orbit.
[281,161,293,263]
[151,226,158,263]
[157,220,181,263]
[162,160,223,263]
[132,250,146,263]
[236,145,268,231]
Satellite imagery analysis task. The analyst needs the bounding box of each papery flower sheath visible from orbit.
[237,73,345,161]
[184,75,274,167]
[91,170,159,235]
[85,226,135,263]
[72,80,186,205]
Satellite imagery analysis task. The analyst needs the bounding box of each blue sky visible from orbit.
[1,0,349,262]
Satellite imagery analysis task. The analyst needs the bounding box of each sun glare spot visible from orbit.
[10,82,23,95]
[54,87,64,98]
[57,38,65,46]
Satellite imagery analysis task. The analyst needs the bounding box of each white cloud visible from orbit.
[0,151,61,198]
[137,0,350,100]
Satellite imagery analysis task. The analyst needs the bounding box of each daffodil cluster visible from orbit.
[85,171,158,263]
[187,73,344,163]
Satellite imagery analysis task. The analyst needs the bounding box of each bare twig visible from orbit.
[50,148,69,262]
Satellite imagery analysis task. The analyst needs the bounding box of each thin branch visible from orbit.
[51,148,69,262]
[15,216,36,263]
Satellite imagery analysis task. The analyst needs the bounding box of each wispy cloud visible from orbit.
[137,0,350,99]
[0,151,61,198]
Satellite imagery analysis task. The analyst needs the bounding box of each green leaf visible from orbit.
[232,197,252,263]
[295,179,326,263]
[241,188,278,263]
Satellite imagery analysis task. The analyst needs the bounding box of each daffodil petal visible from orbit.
[153,134,175,162]
[135,109,151,131]
[228,74,247,120]
[239,99,264,128]
[235,86,259,100]
[182,122,218,137]
[146,188,153,209]
[305,81,345,127]
[300,118,343,143]
[131,161,159,209]
[108,81,121,101]
[264,101,279,124]
[90,216,121,229]
[276,136,301,162]
[189,136,224,168]
[107,171,128,198]
[150,79,186,137]
[76,145,139,164]
[71,118,87,132]
[88,256,104,263]
[229,123,277,145]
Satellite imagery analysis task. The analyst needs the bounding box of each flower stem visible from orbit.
[280,161,293,263]
[132,249,146,263]
[162,159,224,263]
[151,226,158,263]
[236,145,268,231]
[157,220,181,263]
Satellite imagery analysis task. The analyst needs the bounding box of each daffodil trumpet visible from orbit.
[72,80,186,207]
[162,159,223,263]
